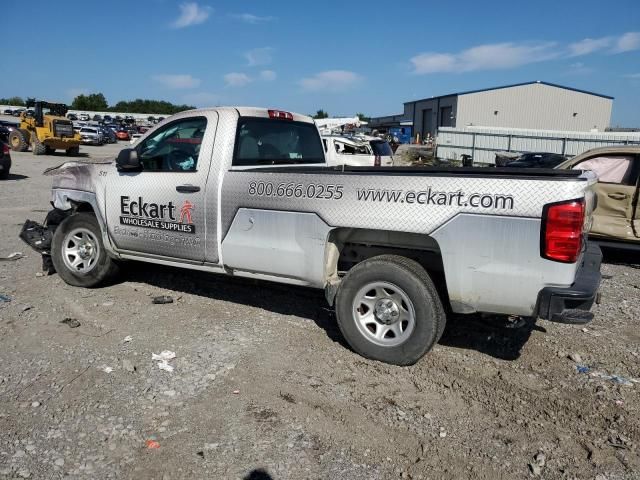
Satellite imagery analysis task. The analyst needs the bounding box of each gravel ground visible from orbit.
[1,145,639,480]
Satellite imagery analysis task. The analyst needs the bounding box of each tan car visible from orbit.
[557,146,640,247]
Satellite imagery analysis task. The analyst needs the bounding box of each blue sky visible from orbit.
[3,0,639,125]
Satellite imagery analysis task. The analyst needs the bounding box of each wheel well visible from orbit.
[72,201,95,214]
[325,228,449,307]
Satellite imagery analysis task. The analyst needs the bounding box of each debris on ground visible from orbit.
[568,352,583,363]
[528,452,546,476]
[152,350,176,372]
[60,317,81,328]
[101,366,114,374]
[0,294,12,303]
[0,252,24,261]
[123,335,133,343]
[145,440,161,449]
[152,295,174,304]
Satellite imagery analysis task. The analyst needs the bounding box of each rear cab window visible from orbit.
[233,117,325,167]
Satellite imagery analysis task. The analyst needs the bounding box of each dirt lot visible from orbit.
[1,144,639,480]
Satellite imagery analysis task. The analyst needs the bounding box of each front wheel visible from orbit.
[51,212,119,287]
[66,146,80,156]
[335,255,446,365]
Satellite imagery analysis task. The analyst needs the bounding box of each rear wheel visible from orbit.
[9,129,28,152]
[335,255,446,365]
[66,146,80,156]
[45,146,55,155]
[51,213,119,287]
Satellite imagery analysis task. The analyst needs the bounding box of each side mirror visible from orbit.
[116,148,141,171]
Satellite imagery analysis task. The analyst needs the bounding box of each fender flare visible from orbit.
[51,188,119,257]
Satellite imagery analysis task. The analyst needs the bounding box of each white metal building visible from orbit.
[377,81,613,138]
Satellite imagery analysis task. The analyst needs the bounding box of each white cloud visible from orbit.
[624,73,640,79]
[224,73,252,87]
[260,70,277,81]
[568,37,612,56]
[613,32,640,53]
[172,2,212,28]
[411,42,558,74]
[232,13,275,24]
[299,70,362,92]
[182,92,218,106]
[152,74,201,89]
[245,47,273,67]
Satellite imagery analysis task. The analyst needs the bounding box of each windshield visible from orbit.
[233,117,325,166]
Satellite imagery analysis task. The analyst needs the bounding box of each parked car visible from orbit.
[67,113,78,121]
[79,113,90,121]
[13,109,25,117]
[79,127,103,145]
[0,122,18,143]
[115,129,130,141]
[103,115,113,123]
[357,134,395,166]
[3,109,13,115]
[0,142,11,179]
[100,126,117,144]
[506,152,567,168]
[556,146,640,248]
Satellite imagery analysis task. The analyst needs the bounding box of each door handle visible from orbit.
[607,192,628,200]
[176,185,200,193]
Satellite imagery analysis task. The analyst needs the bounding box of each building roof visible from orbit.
[404,81,614,105]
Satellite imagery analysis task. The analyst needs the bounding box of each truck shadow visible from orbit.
[123,263,540,361]
[601,246,640,268]
[439,314,544,361]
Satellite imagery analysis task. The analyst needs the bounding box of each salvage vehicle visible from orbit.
[8,100,82,156]
[505,152,567,169]
[0,142,11,179]
[556,146,640,248]
[322,135,393,167]
[27,107,602,366]
[79,127,103,146]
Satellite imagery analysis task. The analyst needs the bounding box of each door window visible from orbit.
[572,156,635,185]
[137,117,207,172]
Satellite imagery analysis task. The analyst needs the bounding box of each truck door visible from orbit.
[571,155,639,241]
[105,113,218,261]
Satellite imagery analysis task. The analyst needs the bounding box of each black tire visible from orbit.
[33,136,46,155]
[51,212,119,287]
[9,129,28,152]
[45,146,55,155]
[335,255,446,366]
[0,169,8,180]
[66,146,80,156]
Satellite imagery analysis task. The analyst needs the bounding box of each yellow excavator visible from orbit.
[9,99,82,155]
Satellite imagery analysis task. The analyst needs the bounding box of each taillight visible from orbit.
[268,110,293,120]
[2,143,9,155]
[374,155,381,167]
[541,199,585,263]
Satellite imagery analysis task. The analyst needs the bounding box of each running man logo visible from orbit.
[179,200,194,224]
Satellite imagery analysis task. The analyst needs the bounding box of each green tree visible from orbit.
[71,93,108,111]
[110,99,194,115]
[0,96,25,106]
[313,109,329,119]
[356,112,370,122]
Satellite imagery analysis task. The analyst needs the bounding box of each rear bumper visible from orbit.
[535,242,602,324]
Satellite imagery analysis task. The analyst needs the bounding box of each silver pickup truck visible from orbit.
[30,107,602,365]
